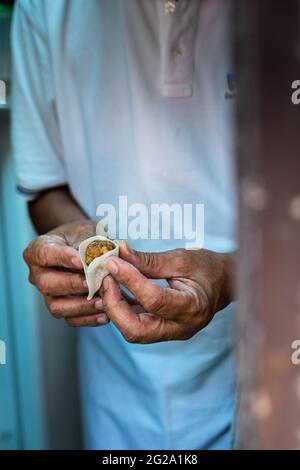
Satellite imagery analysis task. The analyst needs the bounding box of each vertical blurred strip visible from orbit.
[236,0,300,449]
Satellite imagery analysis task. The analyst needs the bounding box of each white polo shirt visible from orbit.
[12,0,237,450]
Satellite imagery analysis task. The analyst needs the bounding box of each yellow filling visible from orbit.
[85,240,115,266]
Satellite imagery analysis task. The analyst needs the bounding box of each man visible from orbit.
[12,0,237,449]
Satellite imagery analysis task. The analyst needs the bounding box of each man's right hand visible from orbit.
[23,221,109,327]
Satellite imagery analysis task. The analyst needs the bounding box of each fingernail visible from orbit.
[96,314,108,324]
[106,259,119,275]
[95,299,103,310]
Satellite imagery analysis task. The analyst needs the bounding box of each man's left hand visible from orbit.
[100,243,235,344]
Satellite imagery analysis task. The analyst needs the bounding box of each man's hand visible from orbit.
[23,221,109,327]
[101,243,235,343]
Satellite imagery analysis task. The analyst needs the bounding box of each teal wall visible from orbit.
[0,7,45,448]
[0,107,83,450]
[0,108,46,450]
[0,7,82,449]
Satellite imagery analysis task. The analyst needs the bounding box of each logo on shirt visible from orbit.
[225,73,236,99]
[96,196,205,249]
[0,80,6,105]
[0,340,6,366]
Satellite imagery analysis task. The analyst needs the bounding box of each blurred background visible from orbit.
[1,0,300,450]
[0,0,82,449]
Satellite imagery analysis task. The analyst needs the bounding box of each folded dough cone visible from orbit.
[79,235,119,300]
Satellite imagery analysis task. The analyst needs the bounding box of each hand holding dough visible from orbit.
[79,235,119,300]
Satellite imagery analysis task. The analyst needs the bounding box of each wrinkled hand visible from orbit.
[23,221,109,327]
[102,243,234,343]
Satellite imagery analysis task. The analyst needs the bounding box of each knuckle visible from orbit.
[173,249,189,271]
[124,334,138,344]
[36,243,46,263]
[52,310,62,320]
[178,331,194,341]
[194,288,210,314]
[123,330,141,344]
[69,275,80,293]
[185,292,200,315]
[37,275,49,295]
[175,325,196,341]
[23,239,41,265]
[140,252,156,270]
[23,247,30,264]
[28,271,36,286]
[47,301,62,319]
[144,290,165,313]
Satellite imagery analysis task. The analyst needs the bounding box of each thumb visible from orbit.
[119,242,185,279]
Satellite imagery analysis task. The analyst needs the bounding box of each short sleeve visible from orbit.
[11,0,67,199]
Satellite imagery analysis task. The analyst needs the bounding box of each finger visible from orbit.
[45,295,105,319]
[33,270,88,296]
[119,287,140,306]
[66,313,109,327]
[101,276,141,335]
[101,277,184,343]
[25,241,82,270]
[119,242,190,278]
[105,257,193,317]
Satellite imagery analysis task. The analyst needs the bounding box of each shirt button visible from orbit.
[171,45,183,57]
